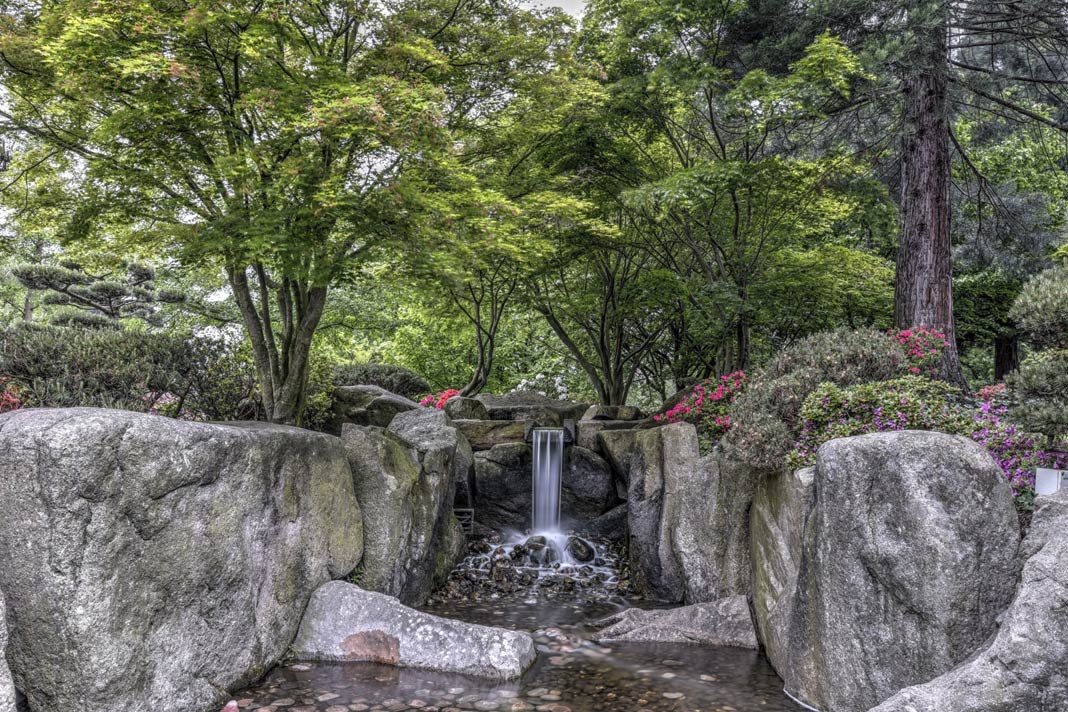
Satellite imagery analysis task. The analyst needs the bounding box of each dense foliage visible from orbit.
[0,0,1065,426]
[1007,265,1068,441]
[0,325,257,420]
[722,329,907,470]
[789,377,1067,508]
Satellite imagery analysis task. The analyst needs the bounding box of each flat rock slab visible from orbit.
[293,582,536,679]
[455,419,527,451]
[591,596,757,648]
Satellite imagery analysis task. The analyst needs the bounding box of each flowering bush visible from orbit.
[510,373,571,401]
[655,371,746,449]
[788,376,970,469]
[420,389,461,409]
[971,392,1068,505]
[723,328,907,470]
[888,327,950,376]
[790,375,1067,507]
[0,378,22,414]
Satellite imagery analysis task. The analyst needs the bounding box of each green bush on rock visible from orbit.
[788,376,972,469]
[0,325,258,420]
[332,362,431,400]
[723,328,906,470]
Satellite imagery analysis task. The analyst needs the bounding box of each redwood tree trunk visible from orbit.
[895,8,967,388]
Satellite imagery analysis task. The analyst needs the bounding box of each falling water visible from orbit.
[532,428,564,532]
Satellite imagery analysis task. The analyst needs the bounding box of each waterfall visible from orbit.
[532,428,564,532]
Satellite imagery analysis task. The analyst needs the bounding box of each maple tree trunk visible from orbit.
[895,10,967,388]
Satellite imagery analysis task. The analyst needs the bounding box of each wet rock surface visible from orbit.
[292,582,536,679]
[590,596,757,649]
[472,447,620,534]
[426,532,629,605]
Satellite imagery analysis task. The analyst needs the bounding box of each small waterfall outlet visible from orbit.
[532,428,564,532]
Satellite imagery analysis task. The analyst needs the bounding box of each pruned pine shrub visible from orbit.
[332,362,430,400]
[1008,264,1068,442]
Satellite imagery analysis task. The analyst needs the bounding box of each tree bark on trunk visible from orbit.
[895,6,967,388]
[993,332,1020,380]
[228,264,327,425]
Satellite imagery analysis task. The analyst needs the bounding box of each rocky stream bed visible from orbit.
[231,534,803,712]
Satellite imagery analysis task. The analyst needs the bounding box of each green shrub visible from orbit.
[788,376,971,469]
[0,325,259,420]
[171,337,261,421]
[1008,349,1068,441]
[1007,264,1068,441]
[0,324,194,411]
[332,362,430,400]
[723,328,906,470]
[302,358,340,432]
[1008,264,1068,349]
[788,375,1064,506]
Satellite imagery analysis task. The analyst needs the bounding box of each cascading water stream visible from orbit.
[532,428,564,532]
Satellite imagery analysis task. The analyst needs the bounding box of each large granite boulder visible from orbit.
[591,596,757,648]
[575,419,635,456]
[473,443,532,530]
[707,451,761,597]
[293,581,536,679]
[444,396,490,421]
[626,423,722,603]
[0,592,15,712]
[330,385,418,432]
[563,446,618,529]
[0,408,364,712]
[783,431,1020,712]
[581,404,644,422]
[342,421,466,607]
[475,392,588,422]
[585,502,628,542]
[597,428,639,487]
[749,466,816,674]
[868,490,1068,712]
[454,419,527,451]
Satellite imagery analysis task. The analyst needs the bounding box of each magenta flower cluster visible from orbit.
[420,389,461,410]
[969,392,1067,497]
[654,371,746,441]
[888,326,950,376]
